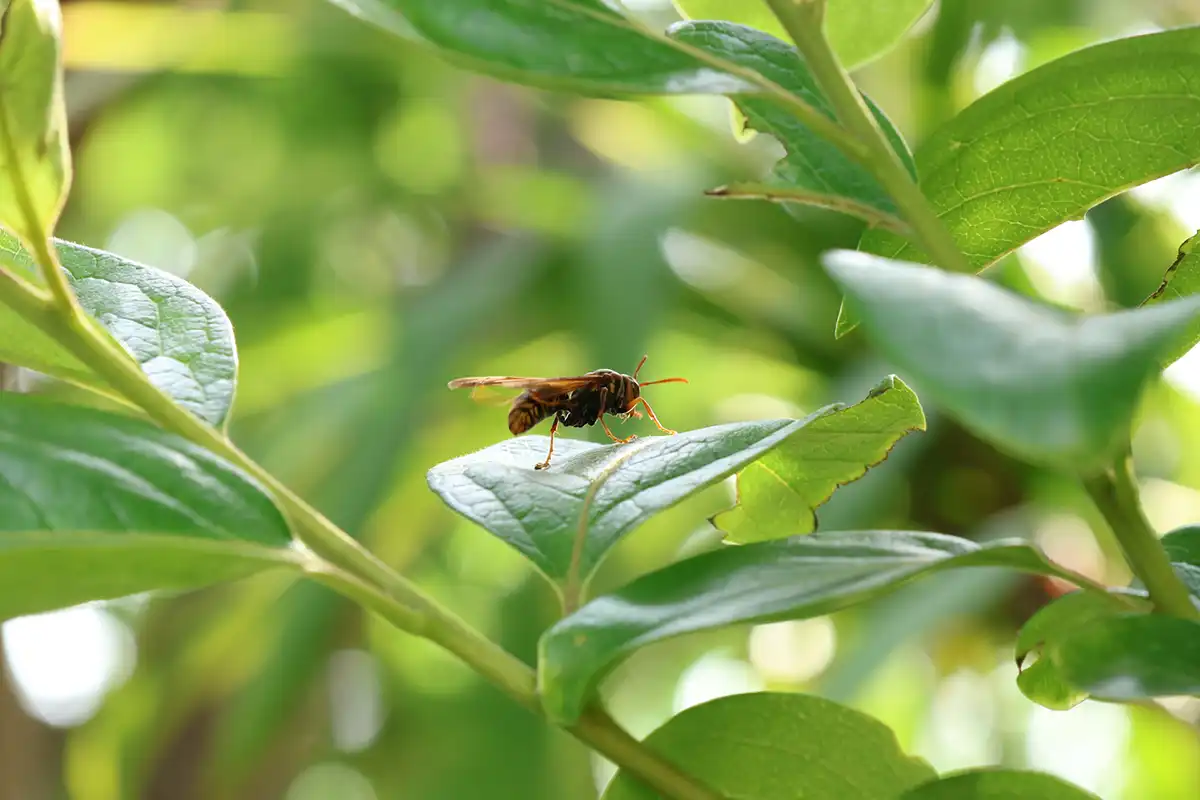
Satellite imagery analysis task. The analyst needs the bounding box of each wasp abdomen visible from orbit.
[508,393,550,435]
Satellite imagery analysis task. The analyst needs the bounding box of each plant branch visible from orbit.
[0,235,727,800]
[571,706,726,800]
[312,566,726,800]
[310,563,540,709]
[1082,454,1199,620]
[763,0,971,275]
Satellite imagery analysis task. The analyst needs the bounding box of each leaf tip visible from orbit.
[833,297,858,339]
[866,374,897,398]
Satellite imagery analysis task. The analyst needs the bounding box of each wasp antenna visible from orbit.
[632,354,649,380]
[639,377,688,387]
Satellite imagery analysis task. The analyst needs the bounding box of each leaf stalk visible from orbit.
[0,103,76,312]
[1082,454,1199,620]
[763,0,971,276]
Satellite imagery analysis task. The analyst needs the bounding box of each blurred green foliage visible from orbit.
[2,1,1200,798]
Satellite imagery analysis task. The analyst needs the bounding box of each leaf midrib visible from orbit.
[0,429,242,539]
[0,529,300,560]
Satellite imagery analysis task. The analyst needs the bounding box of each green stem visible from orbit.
[0,256,727,800]
[1082,455,1199,620]
[557,0,862,164]
[763,0,972,275]
[0,268,422,607]
[310,564,540,710]
[313,565,726,800]
[570,706,726,800]
[0,106,77,312]
[706,182,911,235]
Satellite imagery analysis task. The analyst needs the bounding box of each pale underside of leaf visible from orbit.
[825,250,1200,468]
[426,416,826,588]
[0,232,238,425]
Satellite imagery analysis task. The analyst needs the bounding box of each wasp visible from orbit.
[447,355,687,470]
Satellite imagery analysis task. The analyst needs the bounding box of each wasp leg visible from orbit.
[598,387,636,445]
[629,397,676,435]
[534,415,560,470]
[599,415,637,444]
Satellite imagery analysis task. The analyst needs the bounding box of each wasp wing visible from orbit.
[448,375,602,408]
[448,376,599,392]
[448,376,550,390]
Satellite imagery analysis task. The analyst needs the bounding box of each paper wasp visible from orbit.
[447,355,687,470]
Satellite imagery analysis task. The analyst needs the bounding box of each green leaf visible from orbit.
[1143,230,1200,366]
[844,27,1200,334]
[329,0,754,95]
[331,4,909,227]
[825,250,1200,469]
[539,530,1092,724]
[1049,614,1200,701]
[1014,591,1145,711]
[601,693,935,800]
[1163,525,1200,565]
[1163,525,1200,597]
[0,393,297,621]
[671,21,915,227]
[427,415,832,588]
[714,374,925,543]
[674,0,934,70]
[0,232,238,425]
[0,0,70,244]
[900,769,1100,800]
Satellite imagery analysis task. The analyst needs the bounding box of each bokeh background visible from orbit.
[5,1,1200,798]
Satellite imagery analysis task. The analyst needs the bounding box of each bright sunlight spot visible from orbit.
[1,604,136,728]
[747,618,837,684]
[973,29,1026,96]
[327,649,386,753]
[1034,513,1110,587]
[106,208,198,277]
[286,762,377,800]
[1026,701,1130,796]
[660,228,750,292]
[918,669,1000,773]
[1125,170,1200,402]
[1016,219,1103,310]
[1164,342,1200,404]
[1135,478,1200,534]
[672,652,764,714]
[1129,170,1200,230]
